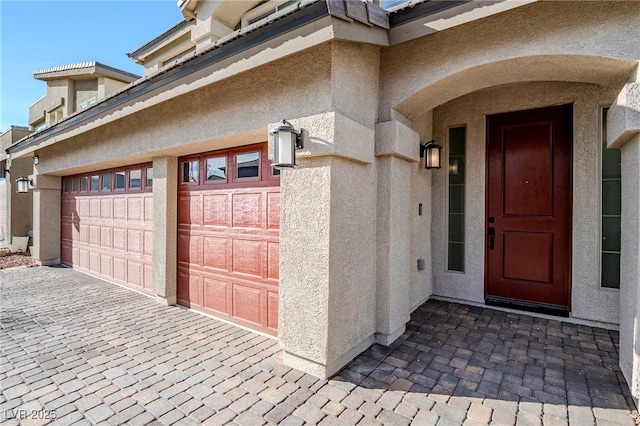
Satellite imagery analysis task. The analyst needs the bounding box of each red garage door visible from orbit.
[177,143,280,335]
[61,164,153,294]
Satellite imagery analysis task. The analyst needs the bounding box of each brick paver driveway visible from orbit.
[1,267,637,425]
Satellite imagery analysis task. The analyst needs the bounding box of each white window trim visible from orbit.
[241,0,297,27]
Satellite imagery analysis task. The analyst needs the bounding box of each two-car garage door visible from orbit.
[61,164,154,294]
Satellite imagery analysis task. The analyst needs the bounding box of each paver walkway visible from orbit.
[1,266,637,425]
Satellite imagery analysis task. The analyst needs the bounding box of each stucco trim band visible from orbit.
[608,82,640,148]
[374,119,420,162]
[271,112,375,165]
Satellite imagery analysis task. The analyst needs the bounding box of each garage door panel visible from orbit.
[113,257,127,282]
[203,236,230,271]
[127,229,143,254]
[267,192,280,230]
[144,231,153,256]
[101,198,113,219]
[101,227,113,248]
[61,243,72,265]
[177,144,278,335]
[90,252,100,273]
[178,269,202,308]
[79,249,90,269]
[114,198,126,220]
[113,228,126,251]
[62,220,73,241]
[79,225,90,243]
[90,199,100,218]
[101,254,112,277]
[204,194,229,227]
[232,193,262,229]
[62,199,74,217]
[144,196,153,222]
[178,234,202,266]
[78,199,89,217]
[179,196,202,227]
[268,291,278,330]
[268,242,279,280]
[144,264,153,291]
[232,239,264,277]
[127,261,143,287]
[127,197,143,222]
[232,283,263,326]
[89,225,100,246]
[203,277,229,314]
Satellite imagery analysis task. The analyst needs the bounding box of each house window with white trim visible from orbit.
[241,0,301,27]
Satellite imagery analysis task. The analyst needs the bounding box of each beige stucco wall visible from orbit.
[379,1,639,122]
[75,79,99,111]
[430,81,621,324]
[619,134,640,405]
[35,43,333,176]
[608,77,640,405]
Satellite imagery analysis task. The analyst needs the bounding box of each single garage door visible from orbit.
[177,143,280,335]
[61,164,153,294]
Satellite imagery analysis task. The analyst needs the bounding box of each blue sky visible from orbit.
[0,1,184,130]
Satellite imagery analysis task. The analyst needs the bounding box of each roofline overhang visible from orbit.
[127,19,194,63]
[33,62,141,82]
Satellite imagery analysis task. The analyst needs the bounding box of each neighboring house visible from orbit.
[6,0,640,405]
[0,126,33,243]
[0,62,139,249]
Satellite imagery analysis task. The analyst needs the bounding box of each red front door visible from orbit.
[485,105,572,310]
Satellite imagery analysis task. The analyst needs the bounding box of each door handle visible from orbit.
[488,227,495,250]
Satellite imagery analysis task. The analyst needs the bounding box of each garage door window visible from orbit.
[90,175,99,192]
[102,173,112,191]
[146,168,153,187]
[81,176,88,192]
[182,160,199,183]
[115,171,126,190]
[130,169,142,189]
[71,178,78,192]
[237,152,260,179]
[206,157,226,182]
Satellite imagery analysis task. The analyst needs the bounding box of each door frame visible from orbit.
[483,104,573,314]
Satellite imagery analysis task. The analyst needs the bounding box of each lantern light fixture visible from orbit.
[270,119,302,169]
[16,177,33,193]
[33,156,39,165]
[420,140,443,169]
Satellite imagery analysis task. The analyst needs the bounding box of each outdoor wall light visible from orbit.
[33,156,39,165]
[420,140,443,169]
[270,119,302,168]
[16,177,33,193]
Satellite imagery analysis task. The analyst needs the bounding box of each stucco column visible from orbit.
[276,112,377,379]
[152,156,178,306]
[31,173,61,266]
[608,79,640,406]
[374,120,420,344]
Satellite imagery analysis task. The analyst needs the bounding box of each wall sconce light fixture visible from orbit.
[270,119,302,168]
[16,177,33,193]
[420,140,443,169]
[33,156,39,165]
